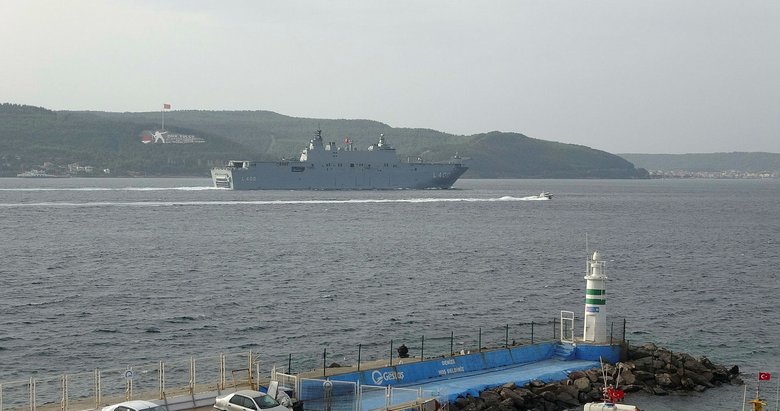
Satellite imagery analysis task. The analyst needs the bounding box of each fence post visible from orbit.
[420,336,425,360]
[505,325,509,348]
[255,361,260,391]
[159,361,164,400]
[94,370,101,409]
[610,322,614,345]
[553,318,557,340]
[622,319,627,342]
[217,354,225,391]
[287,354,292,374]
[323,348,327,377]
[125,367,132,400]
[357,344,362,372]
[478,328,482,352]
[389,340,394,366]
[450,332,454,356]
[531,322,535,344]
[248,351,253,386]
[60,374,67,411]
[189,357,195,394]
[29,377,35,411]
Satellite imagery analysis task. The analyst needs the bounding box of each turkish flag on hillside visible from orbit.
[759,372,771,381]
[163,103,171,109]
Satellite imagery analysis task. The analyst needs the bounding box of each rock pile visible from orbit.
[451,343,742,411]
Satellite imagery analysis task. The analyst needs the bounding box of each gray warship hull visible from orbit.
[211,130,467,190]
[212,161,467,190]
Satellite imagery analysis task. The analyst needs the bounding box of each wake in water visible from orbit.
[0,195,548,208]
[0,186,217,192]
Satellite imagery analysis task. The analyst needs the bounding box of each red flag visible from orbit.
[605,386,624,402]
[163,103,171,109]
[759,372,771,381]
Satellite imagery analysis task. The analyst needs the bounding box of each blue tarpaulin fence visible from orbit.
[328,342,621,403]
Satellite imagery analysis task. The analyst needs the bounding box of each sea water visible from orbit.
[0,178,778,410]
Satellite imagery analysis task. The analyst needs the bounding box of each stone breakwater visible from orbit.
[452,343,742,411]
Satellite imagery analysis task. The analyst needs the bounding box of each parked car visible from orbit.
[214,390,289,411]
[102,400,166,411]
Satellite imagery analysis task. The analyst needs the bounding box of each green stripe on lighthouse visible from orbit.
[586,289,605,295]
[585,298,606,305]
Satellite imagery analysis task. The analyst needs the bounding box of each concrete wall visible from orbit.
[574,343,621,363]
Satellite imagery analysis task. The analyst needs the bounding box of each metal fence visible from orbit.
[0,352,256,411]
[268,320,566,377]
[1,316,627,411]
[269,317,626,375]
[271,372,437,411]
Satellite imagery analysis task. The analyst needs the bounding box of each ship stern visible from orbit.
[211,168,233,189]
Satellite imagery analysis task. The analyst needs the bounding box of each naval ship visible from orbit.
[211,130,468,190]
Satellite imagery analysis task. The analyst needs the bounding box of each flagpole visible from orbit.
[161,107,165,131]
[774,375,778,411]
[743,383,747,411]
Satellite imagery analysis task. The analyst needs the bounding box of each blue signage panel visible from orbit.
[329,342,557,386]
[327,342,619,386]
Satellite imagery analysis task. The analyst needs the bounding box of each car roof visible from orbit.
[233,390,265,397]
[113,400,161,409]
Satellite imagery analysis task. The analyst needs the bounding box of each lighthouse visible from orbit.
[583,251,608,343]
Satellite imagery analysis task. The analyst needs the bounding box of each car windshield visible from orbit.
[253,395,280,409]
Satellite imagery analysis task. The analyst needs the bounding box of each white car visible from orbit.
[102,400,166,411]
[214,390,289,411]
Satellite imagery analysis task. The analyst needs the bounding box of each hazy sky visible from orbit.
[2,1,779,154]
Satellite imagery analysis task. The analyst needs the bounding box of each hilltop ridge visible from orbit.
[0,103,647,178]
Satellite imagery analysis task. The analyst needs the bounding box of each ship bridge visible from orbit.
[300,131,400,165]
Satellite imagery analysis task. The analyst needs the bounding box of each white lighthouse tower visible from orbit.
[583,251,608,343]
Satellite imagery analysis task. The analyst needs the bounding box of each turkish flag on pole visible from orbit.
[163,103,171,109]
[759,372,771,381]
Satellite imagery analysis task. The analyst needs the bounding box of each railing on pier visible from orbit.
[0,316,627,411]
[0,352,257,411]
[269,370,438,411]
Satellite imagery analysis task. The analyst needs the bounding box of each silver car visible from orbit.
[214,390,289,411]
[102,400,166,411]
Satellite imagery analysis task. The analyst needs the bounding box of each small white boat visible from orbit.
[583,382,640,411]
[539,192,553,199]
[583,401,640,411]
[583,361,641,411]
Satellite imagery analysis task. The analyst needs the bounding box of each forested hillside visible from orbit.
[1,103,647,178]
[0,104,248,176]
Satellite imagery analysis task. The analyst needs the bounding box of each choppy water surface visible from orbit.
[1,177,778,410]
